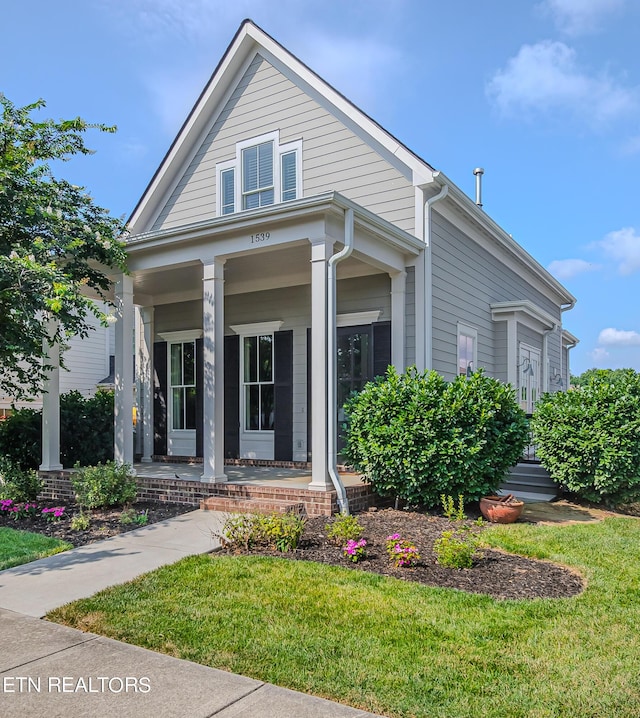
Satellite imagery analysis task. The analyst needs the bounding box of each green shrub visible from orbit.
[325,513,364,545]
[441,494,467,522]
[343,367,529,508]
[257,512,306,552]
[120,508,148,526]
[70,512,91,531]
[0,408,41,470]
[220,512,305,552]
[385,533,421,567]
[433,526,482,569]
[0,390,114,470]
[0,457,43,502]
[71,461,136,509]
[531,369,640,506]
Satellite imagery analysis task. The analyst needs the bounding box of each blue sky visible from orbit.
[2,0,639,375]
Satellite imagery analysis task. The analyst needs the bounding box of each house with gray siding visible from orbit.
[38,20,577,507]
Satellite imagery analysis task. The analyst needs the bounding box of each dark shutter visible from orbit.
[224,335,240,459]
[373,321,392,378]
[153,341,167,456]
[274,330,293,461]
[195,338,203,457]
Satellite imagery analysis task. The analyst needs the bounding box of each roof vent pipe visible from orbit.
[473,167,484,208]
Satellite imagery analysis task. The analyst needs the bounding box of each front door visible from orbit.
[337,325,373,454]
[240,333,275,459]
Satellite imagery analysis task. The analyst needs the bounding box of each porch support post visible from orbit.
[414,249,426,371]
[390,270,406,371]
[506,317,518,388]
[201,258,227,483]
[309,238,333,491]
[114,274,135,466]
[39,320,63,471]
[140,306,154,463]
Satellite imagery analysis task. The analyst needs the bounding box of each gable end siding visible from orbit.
[152,54,415,234]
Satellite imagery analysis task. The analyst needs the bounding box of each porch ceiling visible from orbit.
[132,244,382,305]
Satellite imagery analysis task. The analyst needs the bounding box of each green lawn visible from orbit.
[48,517,640,718]
[0,527,72,570]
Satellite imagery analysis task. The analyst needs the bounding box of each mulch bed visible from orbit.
[219,508,585,601]
[0,501,194,548]
[2,499,585,601]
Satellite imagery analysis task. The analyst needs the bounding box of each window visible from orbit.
[170,341,196,430]
[216,131,302,216]
[220,168,235,215]
[243,334,274,431]
[457,324,478,377]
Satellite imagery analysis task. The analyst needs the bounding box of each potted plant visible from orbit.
[479,494,524,523]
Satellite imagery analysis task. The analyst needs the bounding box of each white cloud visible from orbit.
[486,41,637,128]
[589,346,611,364]
[538,0,625,36]
[547,258,600,279]
[594,227,640,275]
[598,328,640,346]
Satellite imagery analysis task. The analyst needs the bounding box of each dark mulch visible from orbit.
[0,501,194,548]
[220,508,585,601]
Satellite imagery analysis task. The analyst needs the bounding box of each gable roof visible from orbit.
[128,19,438,233]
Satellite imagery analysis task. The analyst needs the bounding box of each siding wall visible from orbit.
[152,54,415,234]
[153,274,391,461]
[431,211,562,383]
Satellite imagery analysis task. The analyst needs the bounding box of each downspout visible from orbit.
[560,301,576,389]
[327,207,354,515]
[423,184,449,369]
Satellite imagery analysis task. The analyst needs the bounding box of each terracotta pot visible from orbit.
[479,495,524,523]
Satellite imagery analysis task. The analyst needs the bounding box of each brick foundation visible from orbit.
[38,469,382,517]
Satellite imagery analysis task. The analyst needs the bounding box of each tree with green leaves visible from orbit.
[0,95,127,399]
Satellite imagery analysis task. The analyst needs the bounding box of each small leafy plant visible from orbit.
[220,512,306,552]
[0,457,43,502]
[70,512,91,531]
[72,461,136,509]
[343,538,367,563]
[385,533,421,567]
[326,514,364,545]
[441,494,466,522]
[258,512,306,552]
[433,525,482,569]
[120,508,149,526]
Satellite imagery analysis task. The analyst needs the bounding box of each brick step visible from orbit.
[200,496,305,515]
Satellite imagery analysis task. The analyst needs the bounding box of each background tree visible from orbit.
[0,95,127,399]
[570,367,633,388]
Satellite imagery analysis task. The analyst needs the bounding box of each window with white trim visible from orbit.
[242,334,274,431]
[457,324,478,377]
[216,131,302,216]
[170,341,196,430]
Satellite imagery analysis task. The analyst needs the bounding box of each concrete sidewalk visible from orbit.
[0,510,385,717]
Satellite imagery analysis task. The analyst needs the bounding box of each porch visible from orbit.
[39,462,378,517]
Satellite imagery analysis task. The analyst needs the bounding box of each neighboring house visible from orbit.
[0,309,114,419]
[40,20,578,495]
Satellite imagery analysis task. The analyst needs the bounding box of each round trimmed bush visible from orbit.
[342,367,529,508]
[531,368,640,506]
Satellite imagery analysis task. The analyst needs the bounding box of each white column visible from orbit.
[309,238,333,491]
[40,321,63,471]
[414,250,426,371]
[202,259,227,483]
[390,270,406,371]
[114,274,135,466]
[506,318,518,388]
[140,306,154,463]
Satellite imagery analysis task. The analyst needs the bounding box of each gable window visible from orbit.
[457,323,478,377]
[216,131,302,216]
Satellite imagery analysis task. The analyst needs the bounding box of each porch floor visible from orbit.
[133,461,364,490]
